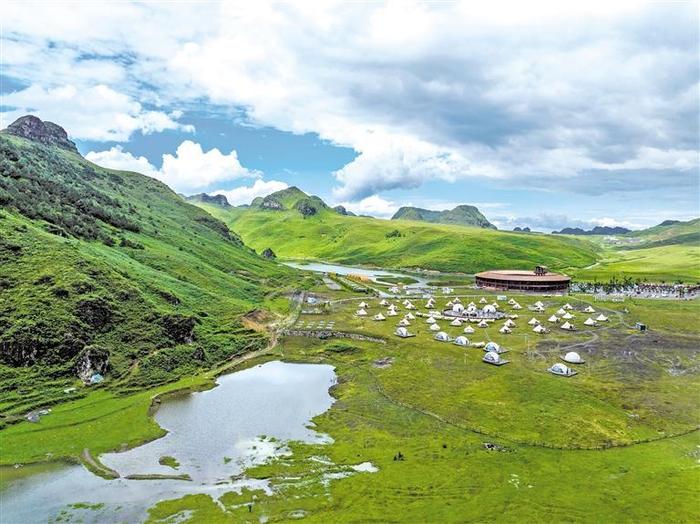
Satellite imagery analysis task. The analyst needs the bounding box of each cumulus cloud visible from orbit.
[211,179,289,206]
[0,84,193,141]
[2,1,698,203]
[86,141,260,193]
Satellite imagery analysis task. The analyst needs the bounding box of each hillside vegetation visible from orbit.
[0,123,298,424]
[391,204,495,229]
[199,188,598,273]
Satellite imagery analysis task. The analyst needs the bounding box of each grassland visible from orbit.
[143,289,700,522]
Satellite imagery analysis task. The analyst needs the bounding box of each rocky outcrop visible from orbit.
[159,314,197,344]
[260,197,284,210]
[2,115,79,153]
[75,345,110,382]
[261,248,277,259]
[295,199,318,217]
[333,205,355,216]
[185,193,230,207]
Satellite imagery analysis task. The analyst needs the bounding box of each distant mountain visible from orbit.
[513,226,531,232]
[391,205,496,229]
[552,226,631,235]
[624,217,700,248]
[1,115,78,153]
[333,205,355,216]
[250,186,353,218]
[657,220,681,227]
[185,193,231,207]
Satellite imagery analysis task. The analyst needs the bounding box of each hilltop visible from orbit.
[0,116,297,422]
[392,205,496,229]
[194,187,597,273]
[552,225,631,235]
[185,192,231,207]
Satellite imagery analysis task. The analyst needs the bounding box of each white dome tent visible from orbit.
[483,305,497,314]
[452,303,465,314]
[562,351,585,364]
[548,362,577,376]
[454,335,469,346]
[434,331,450,342]
[483,351,509,366]
[485,341,504,353]
[395,327,414,338]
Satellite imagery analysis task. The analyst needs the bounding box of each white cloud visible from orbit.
[0,84,193,141]
[211,179,289,206]
[86,140,260,193]
[337,195,400,219]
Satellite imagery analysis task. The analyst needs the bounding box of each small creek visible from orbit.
[283,261,430,289]
[0,361,336,523]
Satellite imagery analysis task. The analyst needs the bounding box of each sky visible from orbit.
[1,1,698,231]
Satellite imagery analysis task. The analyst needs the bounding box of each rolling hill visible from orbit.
[392,204,496,229]
[0,116,298,423]
[197,188,598,274]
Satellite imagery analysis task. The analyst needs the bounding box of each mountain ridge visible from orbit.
[391,205,496,229]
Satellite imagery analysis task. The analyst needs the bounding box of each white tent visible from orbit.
[453,297,462,304]
[596,314,609,322]
[483,305,497,314]
[426,316,436,324]
[507,298,516,305]
[583,317,597,327]
[454,335,469,346]
[562,312,574,320]
[395,327,413,338]
[499,326,512,334]
[556,308,566,316]
[373,313,386,321]
[356,309,368,317]
[467,301,476,308]
[466,305,478,313]
[491,302,500,309]
[548,315,560,323]
[528,317,540,326]
[485,341,501,353]
[434,331,450,342]
[478,320,489,328]
[532,324,547,334]
[504,319,516,327]
[562,351,585,364]
[402,299,411,306]
[483,351,507,365]
[446,300,454,307]
[450,318,463,326]
[584,306,596,313]
[387,310,398,317]
[509,314,519,319]
[463,326,475,334]
[452,303,465,314]
[512,303,522,310]
[534,301,544,308]
[549,362,576,376]
[388,304,398,311]
[358,301,369,309]
[399,318,411,326]
[533,305,545,312]
[430,323,441,331]
[405,313,416,320]
[479,297,488,304]
[560,321,575,331]
[563,303,573,310]
[406,303,416,310]
[379,299,389,306]
[424,301,435,309]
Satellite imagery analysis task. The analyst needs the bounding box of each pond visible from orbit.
[1,361,336,523]
[284,261,429,289]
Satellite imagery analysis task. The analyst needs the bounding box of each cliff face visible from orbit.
[2,115,79,153]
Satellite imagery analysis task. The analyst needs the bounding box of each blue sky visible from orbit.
[1,1,698,231]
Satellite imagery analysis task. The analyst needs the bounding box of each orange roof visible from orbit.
[475,270,571,283]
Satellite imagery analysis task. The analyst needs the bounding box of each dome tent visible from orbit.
[452,303,465,314]
[430,323,441,331]
[485,341,504,353]
[483,351,509,366]
[562,351,585,364]
[434,331,450,342]
[483,305,497,314]
[454,335,469,346]
[548,362,577,376]
[395,327,413,338]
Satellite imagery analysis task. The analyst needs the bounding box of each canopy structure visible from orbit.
[583,317,597,326]
[562,312,574,320]
[454,335,469,346]
[549,362,577,376]
[373,313,386,321]
[483,305,497,314]
[356,309,368,316]
[358,301,368,309]
[430,323,441,331]
[584,306,596,313]
[399,318,411,326]
[405,313,416,320]
[560,321,575,330]
[533,324,547,334]
[478,320,489,328]
[548,315,559,323]
[426,316,436,324]
[434,331,450,342]
[556,308,566,316]
[527,317,540,326]
[499,326,511,334]
[596,314,609,322]
[463,326,475,334]
[562,351,585,364]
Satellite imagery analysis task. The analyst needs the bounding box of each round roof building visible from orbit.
[475,266,570,293]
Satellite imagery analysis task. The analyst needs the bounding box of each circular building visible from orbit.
[475,266,570,293]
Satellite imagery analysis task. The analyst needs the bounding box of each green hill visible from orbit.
[625,218,700,248]
[0,117,297,423]
[392,204,496,229]
[198,189,597,273]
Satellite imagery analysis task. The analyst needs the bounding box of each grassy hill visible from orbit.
[391,204,496,229]
[0,123,298,423]
[198,189,598,273]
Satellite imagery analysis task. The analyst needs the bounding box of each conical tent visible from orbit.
[405,313,416,320]
[464,326,475,334]
[512,303,522,310]
[479,297,488,303]
[548,315,559,323]
[562,312,573,320]
[478,320,489,328]
[395,327,410,337]
[373,313,386,321]
[380,299,389,306]
[430,323,441,331]
[426,317,436,324]
[359,302,368,308]
[596,314,609,322]
[563,303,573,310]
[534,301,544,308]
[584,306,596,313]
[356,309,367,316]
[505,319,516,327]
[560,321,575,330]
[528,317,540,325]
[450,318,463,326]
[556,308,566,316]
[387,310,398,316]
[533,324,546,333]
[399,319,410,326]
[499,326,511,334]
[583,317,596,326]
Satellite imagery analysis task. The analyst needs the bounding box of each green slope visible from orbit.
[200,194,597,273]
[0,129,297,423]
[392,204,496,229]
